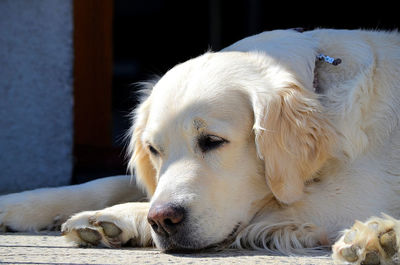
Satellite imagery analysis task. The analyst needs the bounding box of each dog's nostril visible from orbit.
[149,220,158,231]
[164,218,173,226]
[147,203,185,237]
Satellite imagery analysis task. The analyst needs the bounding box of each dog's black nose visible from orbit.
[147,203,185,237]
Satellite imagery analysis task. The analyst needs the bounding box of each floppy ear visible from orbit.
[127,91,157,197]
[252,82,336,204]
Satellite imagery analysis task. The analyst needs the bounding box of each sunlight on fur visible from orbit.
[1,29,400,265]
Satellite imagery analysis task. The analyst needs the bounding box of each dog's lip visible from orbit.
[204,222,242,250]
[162,222,242,253]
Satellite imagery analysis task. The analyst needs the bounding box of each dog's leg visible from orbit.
[61,202,152,248]
[0,175,145,232]
[332,214,400,265]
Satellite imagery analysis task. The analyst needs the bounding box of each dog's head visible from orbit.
[127,31,336,251]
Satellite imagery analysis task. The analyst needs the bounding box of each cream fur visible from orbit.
[1,29,400,263]
[0,175,145,231]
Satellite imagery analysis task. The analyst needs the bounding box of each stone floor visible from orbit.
[0,232,335,264]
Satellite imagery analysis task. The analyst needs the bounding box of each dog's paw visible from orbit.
[61,202,152,248]
[61,211,127,248]
[332,214,400,265]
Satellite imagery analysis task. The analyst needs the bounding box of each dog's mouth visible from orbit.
[162,222,242,253]
[201,222,242,251]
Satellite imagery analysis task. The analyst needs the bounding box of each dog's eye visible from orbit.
[148,145,160,156]
[198,135,228,153]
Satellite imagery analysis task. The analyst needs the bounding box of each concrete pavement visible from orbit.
[0,232,335,264]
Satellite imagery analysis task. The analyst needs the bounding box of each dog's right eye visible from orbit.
[148,145,160,156]
[198,134,228,153]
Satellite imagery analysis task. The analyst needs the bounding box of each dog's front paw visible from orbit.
[332,214,400,265]
[61,202,152,248]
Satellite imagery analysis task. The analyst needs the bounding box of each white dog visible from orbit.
[1,29,400,265]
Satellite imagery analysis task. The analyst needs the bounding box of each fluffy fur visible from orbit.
[1,29,400,264]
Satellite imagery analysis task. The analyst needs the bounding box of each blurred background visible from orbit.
[0,0,398,193]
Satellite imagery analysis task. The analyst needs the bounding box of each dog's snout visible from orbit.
[147,203,185,237]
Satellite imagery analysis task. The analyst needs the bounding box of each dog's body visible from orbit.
[1,29,400,264]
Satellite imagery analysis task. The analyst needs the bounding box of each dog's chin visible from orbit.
[154,223,242,253]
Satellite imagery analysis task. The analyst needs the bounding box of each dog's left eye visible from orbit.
[198,135,228,153]
[148,145,160,156]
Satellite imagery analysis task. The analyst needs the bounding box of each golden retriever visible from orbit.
[1,29,400,265]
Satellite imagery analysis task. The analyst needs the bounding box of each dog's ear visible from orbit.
[252,81,335,204]
[127,91,157,197]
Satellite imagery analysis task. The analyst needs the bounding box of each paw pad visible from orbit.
[99,222,122,238]
[77,228,101,245]
[363,251,380,265]
[340,245,359,262]
[379,230,397,258]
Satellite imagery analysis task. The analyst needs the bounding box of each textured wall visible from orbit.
[0,0,73,193]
